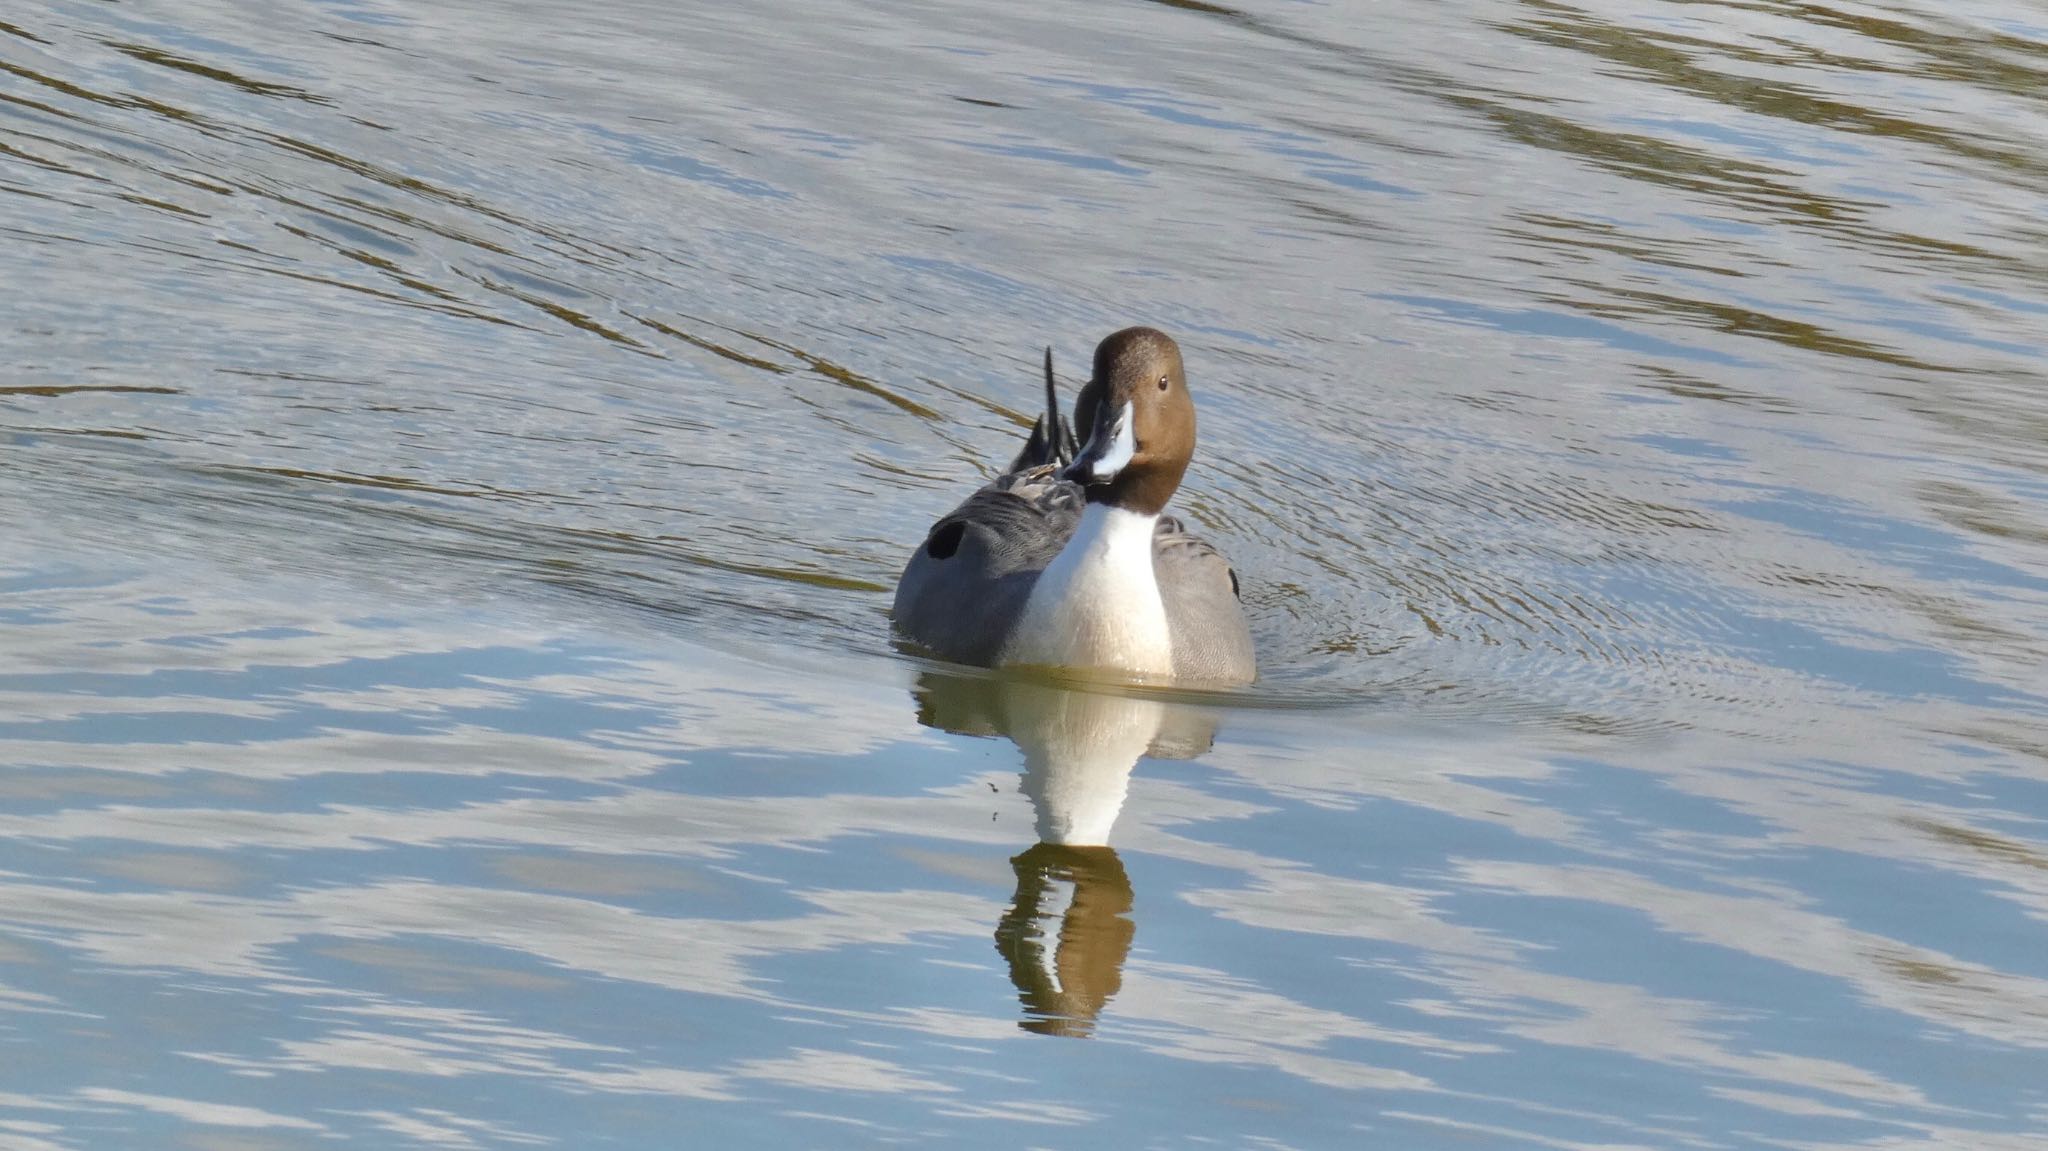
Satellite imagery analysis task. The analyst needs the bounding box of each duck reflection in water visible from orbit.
[913,669,1219,1037]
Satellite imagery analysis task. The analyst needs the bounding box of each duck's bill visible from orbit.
[1060,401,1133,484]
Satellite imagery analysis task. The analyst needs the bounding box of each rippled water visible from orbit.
[5,0,2047,1146]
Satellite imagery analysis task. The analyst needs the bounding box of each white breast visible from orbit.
[1002,503,1174,678]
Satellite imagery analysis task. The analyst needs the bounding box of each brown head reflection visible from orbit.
[910,668,1220,1037]
[993,843,1135,1038]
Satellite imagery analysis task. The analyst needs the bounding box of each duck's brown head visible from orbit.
[1062,327,1195,517]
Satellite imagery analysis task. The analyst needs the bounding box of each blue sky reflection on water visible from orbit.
[2,560,2046,1148]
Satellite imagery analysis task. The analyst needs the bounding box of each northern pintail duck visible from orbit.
[893,327,1255,685]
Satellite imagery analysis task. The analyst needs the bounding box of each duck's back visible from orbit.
[893,466,1082,667]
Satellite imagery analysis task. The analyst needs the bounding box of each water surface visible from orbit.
[3,0,2047,1147]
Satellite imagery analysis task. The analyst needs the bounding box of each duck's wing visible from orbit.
[1153,515,1256,685]
[893,466,1083,667]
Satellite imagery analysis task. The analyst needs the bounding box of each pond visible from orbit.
[3,0,2046,1147]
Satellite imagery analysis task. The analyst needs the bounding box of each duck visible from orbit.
[892,327,1255,686]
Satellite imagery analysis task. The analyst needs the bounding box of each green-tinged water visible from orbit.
[3,0,2046,1146]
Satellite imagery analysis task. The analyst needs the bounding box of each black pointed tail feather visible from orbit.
[1045,346,1077,464]
[1006,345,1077,472]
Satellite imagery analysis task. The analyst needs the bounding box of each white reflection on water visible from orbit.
[912,671,1183,848]
[71,1091,322,1132]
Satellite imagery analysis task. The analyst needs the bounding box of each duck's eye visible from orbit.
[1157,374,1170,391]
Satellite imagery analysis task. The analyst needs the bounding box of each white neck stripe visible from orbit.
[1089,407,1135,480]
